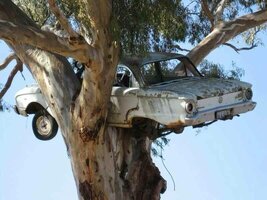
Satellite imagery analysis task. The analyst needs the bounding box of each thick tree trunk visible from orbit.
[68,127,166,200]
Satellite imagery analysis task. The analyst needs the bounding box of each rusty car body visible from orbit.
[14,52,256,140]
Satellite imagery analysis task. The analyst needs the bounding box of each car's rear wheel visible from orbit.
[32,110,58,140]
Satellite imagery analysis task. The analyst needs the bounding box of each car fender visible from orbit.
[15,86,52,116]
[125,89,193,126]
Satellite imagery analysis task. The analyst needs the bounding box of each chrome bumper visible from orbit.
[185,101,256,126]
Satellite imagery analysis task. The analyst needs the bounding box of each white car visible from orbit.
[14,52,256,140]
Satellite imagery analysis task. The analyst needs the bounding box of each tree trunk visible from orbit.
[68,127,166,200]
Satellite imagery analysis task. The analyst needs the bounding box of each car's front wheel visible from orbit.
[32,110,58,141]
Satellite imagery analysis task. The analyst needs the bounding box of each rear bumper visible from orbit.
[184,101,256,126]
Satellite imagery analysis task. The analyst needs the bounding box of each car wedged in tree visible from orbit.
[14,52,256,140]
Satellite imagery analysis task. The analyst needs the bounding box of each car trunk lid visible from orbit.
[150,77,251,99]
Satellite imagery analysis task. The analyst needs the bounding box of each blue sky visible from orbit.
[0,32,267,200]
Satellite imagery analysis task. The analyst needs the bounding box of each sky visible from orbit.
[0,33,267,200]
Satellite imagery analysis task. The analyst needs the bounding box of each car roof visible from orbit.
[120,52,189,67]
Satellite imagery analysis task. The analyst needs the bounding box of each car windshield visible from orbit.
[140,58,201,85]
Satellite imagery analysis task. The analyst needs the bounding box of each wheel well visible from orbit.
[132,117,150,125]
[132,117,158,128]
[26,102,44,114]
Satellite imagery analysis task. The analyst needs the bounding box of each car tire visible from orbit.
[32,110,58,141]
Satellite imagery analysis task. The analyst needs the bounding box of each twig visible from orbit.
[172,44,190,52]
[223,42,258,53]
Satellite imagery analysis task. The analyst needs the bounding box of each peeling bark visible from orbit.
[69,127,166,200]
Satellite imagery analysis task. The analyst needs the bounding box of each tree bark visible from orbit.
[68,127,166,200]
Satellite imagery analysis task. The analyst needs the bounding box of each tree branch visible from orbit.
[187,8,267,66]
[47,0,80,38]
[223,42,258,53]
[215,9,267,45]
[201,0,215,29]
[0,53,16,70]
[85,0,112,29]
[0,20,98,63]
[172,44,190,52]
[83,0,113,44]
[215,0,228,21]
[0,56,23,99]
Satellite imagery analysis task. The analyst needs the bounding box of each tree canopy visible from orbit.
[13,0,266,54]
[13,0,187,54]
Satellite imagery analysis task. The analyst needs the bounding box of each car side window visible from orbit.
[141,63,160,84]
[114,65,138,87]
[141,59,197,85]
[161,60,181,77]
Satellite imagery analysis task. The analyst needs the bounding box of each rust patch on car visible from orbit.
[166,120,185,128]
[235,91,244,100]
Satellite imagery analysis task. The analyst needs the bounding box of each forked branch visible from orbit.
[0,20,98,63]
[201,0,215,29]
[47,0,80,38]
[0,54,23,99]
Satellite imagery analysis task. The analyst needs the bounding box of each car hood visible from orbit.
[150,77,252,99]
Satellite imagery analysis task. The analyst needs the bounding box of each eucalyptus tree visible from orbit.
[0,0,266,199]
